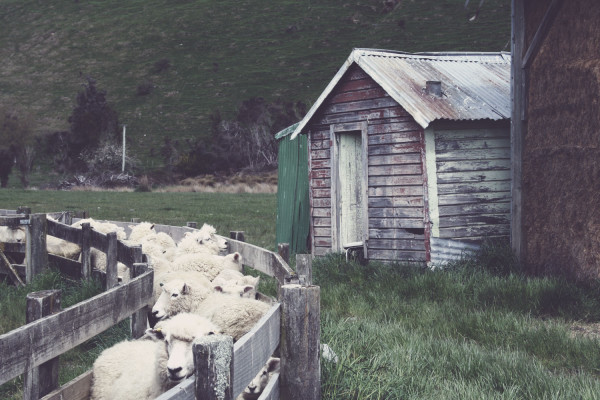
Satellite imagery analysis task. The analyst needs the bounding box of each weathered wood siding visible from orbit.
[308,65,427,262]
[432,127,511,243]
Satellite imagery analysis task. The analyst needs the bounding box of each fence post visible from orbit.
[105,232,118,290]
[296,254,313,285]
[280,284,321,400]
[193,335,234,400]
[278,243,290,264]
[17,206,31,215]
[131,218,140,223]
[229,231,245,243]
[187,222,198,229]
[130,262,150,339]
[80,222,92,280]
[23,289,61,399]
[26,213,48,284]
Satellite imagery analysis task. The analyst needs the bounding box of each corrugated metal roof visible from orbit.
[290,48,511,139]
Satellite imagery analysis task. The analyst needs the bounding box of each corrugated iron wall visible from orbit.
[276,134,310,255]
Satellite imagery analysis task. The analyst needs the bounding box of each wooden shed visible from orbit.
[290,48,512,264]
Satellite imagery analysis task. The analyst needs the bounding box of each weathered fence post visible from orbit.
[17,206,31,215]
[80,222,92,280]
[278,243,290,264]
[187,221,198,229]
[280,284,321,400]
[26,213,48,284]
[296,254,313,285]
[23,289,61,399]
[131,218,140,223]
[105,232,118,290]
[229,231,245,243]
[193,335,234,400]
[130,262,150,339]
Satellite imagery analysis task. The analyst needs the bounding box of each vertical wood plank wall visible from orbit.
[433,128,511,242]
[308,65,427,262]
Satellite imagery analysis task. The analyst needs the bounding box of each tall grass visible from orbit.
[317,250,600,399]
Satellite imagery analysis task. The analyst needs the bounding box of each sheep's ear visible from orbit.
[266,358,281,373]
[181,283,190,295]
[243,285,254,294]
[213,285,224,293]
[233,252,240,262]
[150,224,155,230]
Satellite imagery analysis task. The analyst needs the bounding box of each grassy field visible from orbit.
[2,190,600,399]
[0,0,511,172]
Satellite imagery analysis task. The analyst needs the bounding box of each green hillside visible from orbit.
[0,0,510,174]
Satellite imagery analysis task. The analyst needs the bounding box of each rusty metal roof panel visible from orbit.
[290,48,510,139]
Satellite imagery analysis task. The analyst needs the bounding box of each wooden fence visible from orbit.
[0,209,321,400]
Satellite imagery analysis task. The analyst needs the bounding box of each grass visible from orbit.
[316,252,600,399]
[2,189,600,398]
[0,0,511,173]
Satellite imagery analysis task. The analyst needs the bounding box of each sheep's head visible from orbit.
[197,223,228,252]
[0,226,26,243]
[213,283,256,298]
[222,252,243,272]
[241,357,280,400]
[152,279,196,320]
[146,313,221,382]
[128,222,156,242]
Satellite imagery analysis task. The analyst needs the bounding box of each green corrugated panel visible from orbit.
[276,133,309,256]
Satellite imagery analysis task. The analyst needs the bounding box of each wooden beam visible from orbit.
[23,290,62,399]
[511,0,526,262]
[26,214,48,283]
[280,284,321,400]
[522,0,563,69]
[193,335,234,400]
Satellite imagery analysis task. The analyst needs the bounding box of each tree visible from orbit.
[0,106,35,188]
[64,77,119,171]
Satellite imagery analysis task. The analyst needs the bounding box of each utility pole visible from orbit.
[122,125,126,172]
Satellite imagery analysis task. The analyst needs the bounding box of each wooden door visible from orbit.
[330,122,368,253]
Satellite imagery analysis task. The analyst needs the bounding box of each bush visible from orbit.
[175,98,306,176]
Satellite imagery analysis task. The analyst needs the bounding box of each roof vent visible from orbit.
[426,81,442,97]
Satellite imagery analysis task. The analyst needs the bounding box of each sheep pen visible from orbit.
[0,208,320,400]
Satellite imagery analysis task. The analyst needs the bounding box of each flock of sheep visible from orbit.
[0,218,279,400]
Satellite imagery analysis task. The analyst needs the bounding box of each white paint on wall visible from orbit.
[424,127,440,238]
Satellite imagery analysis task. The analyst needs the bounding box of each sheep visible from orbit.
[72,218,127,240]
[127,221,156,243]
[212,269,260,299]
[46,235,81,259]
[236,357,280,400]
[151,272,214,321]
[196,289,271,341]
[0,226,25,243]
[90,313,220,400]
[171,252,243,281]
[176,223,228,256]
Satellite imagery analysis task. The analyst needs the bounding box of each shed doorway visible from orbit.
[330,122,368,255]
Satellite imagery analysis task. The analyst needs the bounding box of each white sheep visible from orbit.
[127,221,156,243]
[46,235,81,260]
[212,269,260,299]
[0,226,26,243]
[236,357,280,400]
[176,223,228,256]
[196,289,271,341]
[171,252,243,281]
[90,313,221,400]
[72,218,127,240]
[151,272,214,321]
